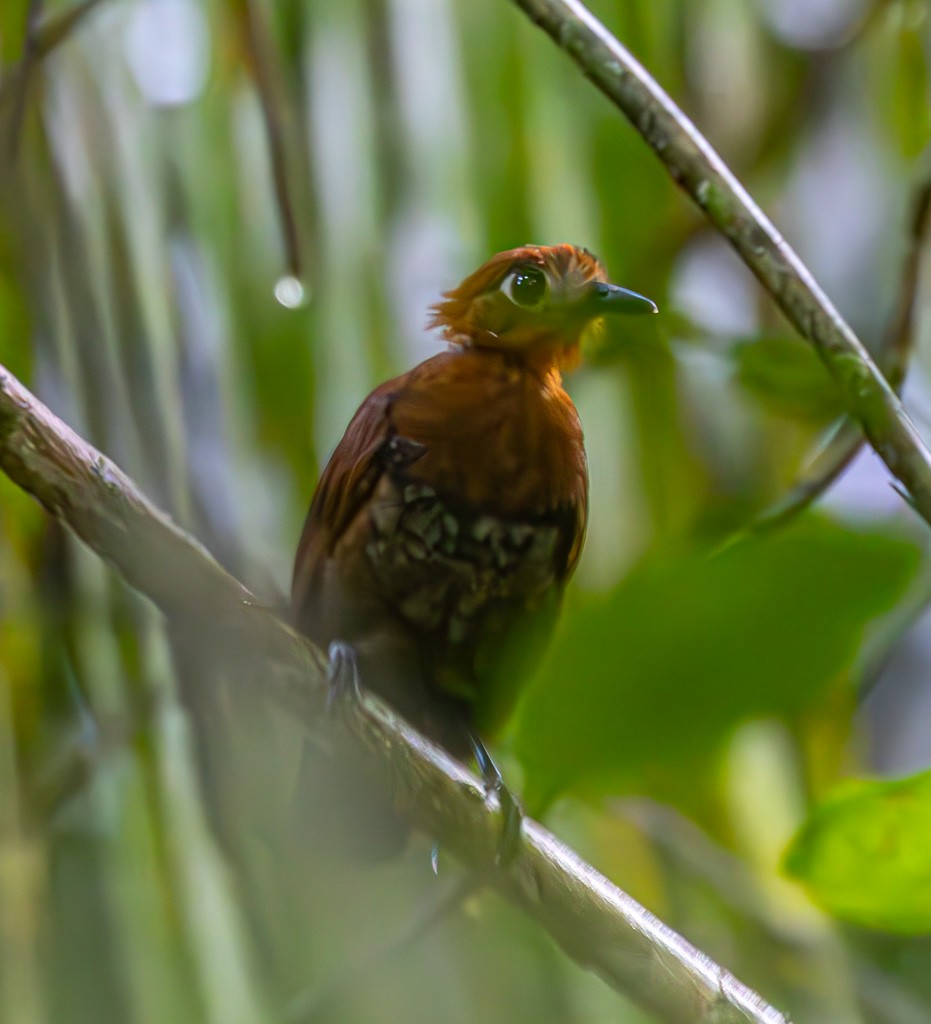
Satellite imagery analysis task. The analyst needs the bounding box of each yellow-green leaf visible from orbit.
[785,770,931,933]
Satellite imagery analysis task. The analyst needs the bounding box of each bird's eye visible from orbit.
[502,266,547,308]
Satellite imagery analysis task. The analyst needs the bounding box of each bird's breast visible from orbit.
[353,350,587,662]
[364,475,563,655]
[388,350,586,518]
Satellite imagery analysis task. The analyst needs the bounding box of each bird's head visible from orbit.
[429,243,656,370]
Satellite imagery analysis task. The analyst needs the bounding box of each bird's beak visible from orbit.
[585,281,658,316]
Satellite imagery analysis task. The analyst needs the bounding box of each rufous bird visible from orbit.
[292,243,656,786]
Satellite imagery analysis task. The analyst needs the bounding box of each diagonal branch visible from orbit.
[0,361,788,1024]
[509,0,931,527]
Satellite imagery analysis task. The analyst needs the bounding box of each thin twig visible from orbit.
[0,360,788,1024]
[509,0,931,527]
[5,0,45,160]
[880,161,931,390]
[0,0,107,115]
[743,161,931,534]
[240,0,303,281]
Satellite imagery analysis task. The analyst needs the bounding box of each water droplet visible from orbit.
[274,275,307,309]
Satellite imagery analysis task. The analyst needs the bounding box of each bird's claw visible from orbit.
[325,640,362,713]
[470,734,523,865]
[487,772,523,866]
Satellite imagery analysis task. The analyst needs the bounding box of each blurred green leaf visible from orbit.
[0,249,32,378]
[785,770,931,932]
[582,313,665,365]
[515,517,920,807]
[870,3,931,160]
[891,21,931,159]
[733,336,845,423]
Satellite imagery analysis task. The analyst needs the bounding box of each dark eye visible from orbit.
[502,266,547,308]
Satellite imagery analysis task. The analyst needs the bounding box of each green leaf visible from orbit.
[891,22,931,159]
[785,770,931,932]
[514,518,919,808]
[733,336,845,423]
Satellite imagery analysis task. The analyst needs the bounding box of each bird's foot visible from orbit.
[325,640,362,712]
[469,734,523,866]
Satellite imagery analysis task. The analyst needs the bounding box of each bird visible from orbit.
[291,243,656,814]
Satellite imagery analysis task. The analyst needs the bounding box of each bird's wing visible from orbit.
[290,378,399,630]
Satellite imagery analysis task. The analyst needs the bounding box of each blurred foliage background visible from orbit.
[3,0,931,1022]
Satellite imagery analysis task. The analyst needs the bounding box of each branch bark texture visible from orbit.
[510,0,931,525]
[0,361,789,1024]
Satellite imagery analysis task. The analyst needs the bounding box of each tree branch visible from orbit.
[509,0,931,526]
[0,362,789,1024]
